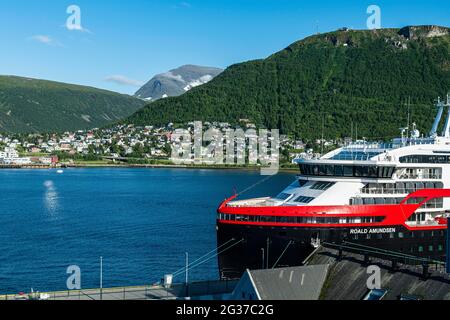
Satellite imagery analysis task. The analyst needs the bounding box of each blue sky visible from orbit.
[0,0,448,95]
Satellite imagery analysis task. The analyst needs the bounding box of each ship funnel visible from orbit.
[430,97,444,137]
[441,94,450,138]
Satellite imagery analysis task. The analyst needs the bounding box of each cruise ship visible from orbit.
[217,95,450,279]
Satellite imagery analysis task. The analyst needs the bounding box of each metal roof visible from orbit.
[247,264,329,300]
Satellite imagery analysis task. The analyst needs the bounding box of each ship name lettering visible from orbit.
[350,227,395,234]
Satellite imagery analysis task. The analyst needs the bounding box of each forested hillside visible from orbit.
[127,26,450,140]
[0,76,145,133]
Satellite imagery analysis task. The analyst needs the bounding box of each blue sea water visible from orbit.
[0,168,294,293]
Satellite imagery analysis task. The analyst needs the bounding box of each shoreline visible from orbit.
[0,163,299,173]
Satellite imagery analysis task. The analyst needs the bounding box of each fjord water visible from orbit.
[0,168,293,293]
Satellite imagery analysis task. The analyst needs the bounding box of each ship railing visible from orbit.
[405,220,445,227]
[343,142,395,150]
[226,197,271,208]
[359,187,443,195]
[329,154,377,161]
[397,174,442,180]
[360,188,409,195]
[295,153,322,161]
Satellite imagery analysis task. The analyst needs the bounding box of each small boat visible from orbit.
[57,169,64,174]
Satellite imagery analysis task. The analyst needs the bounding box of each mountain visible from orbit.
[127,25,450,140]
[0,76,145,133]
[134,65,223,101]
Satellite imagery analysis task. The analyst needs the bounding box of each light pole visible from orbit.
[100,256,103,300]
[261,248,265,269]
[185,252,189,297]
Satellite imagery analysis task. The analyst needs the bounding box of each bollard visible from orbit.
[422,263,429,279]
[391,259,398,272]
[364,252,370,265]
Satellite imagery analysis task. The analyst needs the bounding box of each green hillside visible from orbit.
[0,76,145,133]
[127,25,450,140]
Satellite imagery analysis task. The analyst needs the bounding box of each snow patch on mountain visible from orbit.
[183,75,214,92]
[134,65,223,101]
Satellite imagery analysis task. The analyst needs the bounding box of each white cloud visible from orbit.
[161,71,185,83]
[105,75,144,87]
[65,24,92,34]
[32,35,52,44]
[172,2,191,9]
[29,35,63,46]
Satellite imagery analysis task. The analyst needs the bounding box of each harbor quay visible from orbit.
[0,280,239,301]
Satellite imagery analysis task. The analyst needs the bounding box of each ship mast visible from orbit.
[441,93,450,138]
[430,96,444,137]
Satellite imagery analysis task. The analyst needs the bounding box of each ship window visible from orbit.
[405,182,415,193]
[311,181,335,190]
[438,245,443,251]
[294,196,315,203]
[318,165,327,175]
[313,165,319,175]
[298,180,308,187]
[400,155,450,163]
[389,233,394,239]
[363,198,375,205]
[368,166,378,178]
[354,166,365,177]
[374,198,385,205]
[326,165,334,176]
[435,182,444,188]
[429,245,433,252]
[425,182,435,189]
[299,164,393,178]
[415,182,424,190]
[420,197,443,209]
[343,166,353,177]
[405,197,426,204]
[396,182,405,193]
[275,193,292,201]
[398,232,404,238]
[418,246,424,252]
[350,198,363,205]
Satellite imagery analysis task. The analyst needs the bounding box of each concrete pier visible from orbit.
[0,280,238,301]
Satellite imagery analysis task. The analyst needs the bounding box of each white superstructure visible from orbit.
[231,95,450,228]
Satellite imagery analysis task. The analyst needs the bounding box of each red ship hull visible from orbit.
[216,189,449,279]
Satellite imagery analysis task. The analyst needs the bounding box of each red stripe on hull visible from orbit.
[217,220,446,231]
[217,189,450,230]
